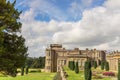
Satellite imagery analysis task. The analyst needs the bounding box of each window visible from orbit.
[64,60,66,65]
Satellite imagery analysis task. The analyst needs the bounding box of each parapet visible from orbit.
[50,44,62,48]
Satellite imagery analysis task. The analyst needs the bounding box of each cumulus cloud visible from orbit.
[53,0,120,50]
[20,0,120,57]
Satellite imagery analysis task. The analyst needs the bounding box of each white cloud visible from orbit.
[20,0,120,57]
[53,0,120,50]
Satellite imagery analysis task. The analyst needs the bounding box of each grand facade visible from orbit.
[45,44,107,72]
[107,51,120,71]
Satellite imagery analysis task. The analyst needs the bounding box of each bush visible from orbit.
[118,61,120,79]
[17,70,21,73]
[69,61,75,70]
[75,62,79,74]
[94,61,97,69]
[105,62,109,71]
[101,61,105,70]
[103,72,115,76]
[29,69,41,73]
[68,61,72,70]
[84,60,92,80]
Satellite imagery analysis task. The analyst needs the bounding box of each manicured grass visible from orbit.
[64,66,84,80]
[63,66,117,80]
[0,72,55,80]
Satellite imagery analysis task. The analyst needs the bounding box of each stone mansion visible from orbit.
[45,44,120,72]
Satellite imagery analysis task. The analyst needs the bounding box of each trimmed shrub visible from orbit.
[68,61,71,69]
[84,60,92,80]
[29,69,41,73]
[105,61,109,71]
[72,61,75,70]
[118,61,120,80]
[75,62,79,74]
[94,61,97,69]
[69,61,75,70]
[103,72,115,76]
[101,61,105,70]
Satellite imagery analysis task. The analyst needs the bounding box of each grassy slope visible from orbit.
[0,72,55,80]
[64,66,84,80]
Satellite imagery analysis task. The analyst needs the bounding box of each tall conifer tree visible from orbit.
[0,0,28,76]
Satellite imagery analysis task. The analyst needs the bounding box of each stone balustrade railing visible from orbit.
[59,66,68,80]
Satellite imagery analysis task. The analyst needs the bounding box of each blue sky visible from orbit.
[15,0,105,22]
[9,0,120,57]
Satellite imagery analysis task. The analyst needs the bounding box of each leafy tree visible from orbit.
[94,61,97,69]
[26,57,45,68]
[84,60,92,80]
[0,0,28,76]
[38,57,45,68]
[105,61,109,71]
[75,62,79,73]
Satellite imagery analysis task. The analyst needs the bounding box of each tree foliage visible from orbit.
[26,57,45,68]
[0,0,28,76]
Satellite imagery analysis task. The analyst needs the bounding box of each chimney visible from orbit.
[86,48,89,51]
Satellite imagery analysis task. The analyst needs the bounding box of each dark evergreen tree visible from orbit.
[0,0,28,76]
[39,57,45,68]
[68,61,70,69]
[101,61,105,70]
[75,62,79,74]
[84,60,92,80]
[69,61,72,70]
[71,61,75,70]
[94,61,97,69]
[118,60,120,80]
[105,61,109,71]
[26,57,45,68]
[68,61,72,70]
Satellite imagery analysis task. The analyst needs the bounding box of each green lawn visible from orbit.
[63,66,116,80]
[64,66,84,80]
[0,72,55,80]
